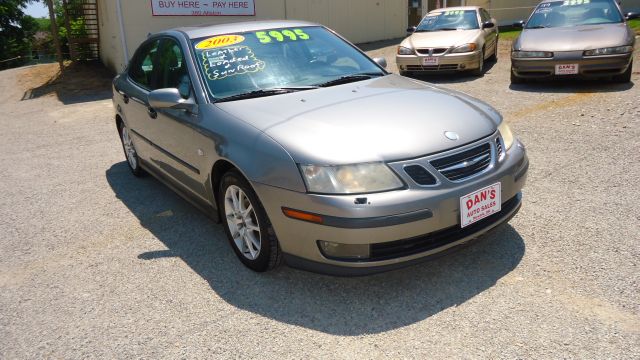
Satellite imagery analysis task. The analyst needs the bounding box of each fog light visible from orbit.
[317,240,370,260]
[460,64,466,69]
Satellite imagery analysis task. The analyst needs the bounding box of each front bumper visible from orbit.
[252,133,529,276]
[396,50,482,73]
[511,51,632,79]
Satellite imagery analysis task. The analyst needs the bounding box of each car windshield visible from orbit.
[191,26,385,100]
[526,0,623,29]
[415,10,479,31]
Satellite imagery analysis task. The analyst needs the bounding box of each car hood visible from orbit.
[215,74,500,165]
[405,29,482,48]
[515,23,634,51]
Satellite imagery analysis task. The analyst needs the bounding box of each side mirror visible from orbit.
[373,57,387,69]
[513,20,525,28]
[406,26,417,34]
[626,12,640,20]
[482,21,495,29]
[148,88,197,113]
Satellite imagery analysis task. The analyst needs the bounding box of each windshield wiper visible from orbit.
[526,25,547,29]
[436,27,459,31]
[315,73,385,87]
[216,86,317,102]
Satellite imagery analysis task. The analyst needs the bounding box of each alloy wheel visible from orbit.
[224,185,261,260]
[121,126,137,169]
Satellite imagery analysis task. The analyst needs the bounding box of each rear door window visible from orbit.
[129,40,160,90]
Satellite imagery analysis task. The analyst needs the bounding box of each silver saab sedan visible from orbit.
[511,0,638,83]
[397,6,499,76]
[113,20,528,276]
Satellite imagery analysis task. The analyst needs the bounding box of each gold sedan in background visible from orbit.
[397,6,499,76]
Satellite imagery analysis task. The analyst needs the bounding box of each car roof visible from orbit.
[163,20,320,40]
[428,6,480,13]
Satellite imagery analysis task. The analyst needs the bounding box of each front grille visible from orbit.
[416,48,448,55]
[430,143,492,182]
[406,64,459,72]
[404,165,437,185]
[369,195,520,261]
[496,137,504,159]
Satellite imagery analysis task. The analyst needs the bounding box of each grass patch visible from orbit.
[499,27,523,41]
[629,19,640,34]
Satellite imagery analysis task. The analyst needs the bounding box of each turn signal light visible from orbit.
[282,208,324,224]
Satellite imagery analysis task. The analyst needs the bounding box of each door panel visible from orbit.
[119,39,161,162]
[144,38,210,202]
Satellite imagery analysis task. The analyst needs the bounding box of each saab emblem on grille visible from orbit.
[444,131,459,141]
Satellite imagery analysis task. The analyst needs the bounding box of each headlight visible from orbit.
[451,43,477,53]
[397,46,414,55]
[299,163,404,194]
[512,51,553,58]
[498,121,514,150]
[584,46,633,56]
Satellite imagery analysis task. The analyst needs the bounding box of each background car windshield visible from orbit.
[526,0,623,28]
[416,10,479,31]
[191,26,384,99]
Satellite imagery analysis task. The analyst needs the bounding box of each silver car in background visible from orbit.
[397,6,499,76]
[113,21,528,276]
[511,0,638,83]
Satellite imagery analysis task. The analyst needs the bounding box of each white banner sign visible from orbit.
[151,0,256,16]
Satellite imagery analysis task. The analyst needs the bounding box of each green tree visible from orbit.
[0,0,40,69]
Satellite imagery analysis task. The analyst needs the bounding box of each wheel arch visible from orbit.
[115,114,124,130]
[210,159,246,221]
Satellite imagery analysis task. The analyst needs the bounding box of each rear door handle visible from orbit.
[116,89,129,104]
[147,107,157,119]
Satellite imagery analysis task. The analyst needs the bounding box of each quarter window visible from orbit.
[129,40,160,90]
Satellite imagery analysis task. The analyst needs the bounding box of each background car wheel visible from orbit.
[472,47,485,76]
[612,61,632,83]
[118,123,144,177]
[218,170,282,272]
[488,40,498,62]
[399,70,411,77]
[510,68,525,84]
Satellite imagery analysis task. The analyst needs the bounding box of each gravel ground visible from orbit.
[1,40,639,359]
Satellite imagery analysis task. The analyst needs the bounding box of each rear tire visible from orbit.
[118,122,144,177]
[612,61,632,83]
[218,170,282,272]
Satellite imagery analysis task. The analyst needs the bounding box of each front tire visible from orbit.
[510,67,525,84]
[472,47,485,76]
[118,123,144,177]
[612,61,632,83]
[488,39,498,62]
[218,170,282,272]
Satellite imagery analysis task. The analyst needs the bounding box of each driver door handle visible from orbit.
[147,107,157,119]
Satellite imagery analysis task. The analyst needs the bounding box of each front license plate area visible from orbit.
[422,56,439,66]
[460,183,501,228]
[555,64,579,75]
